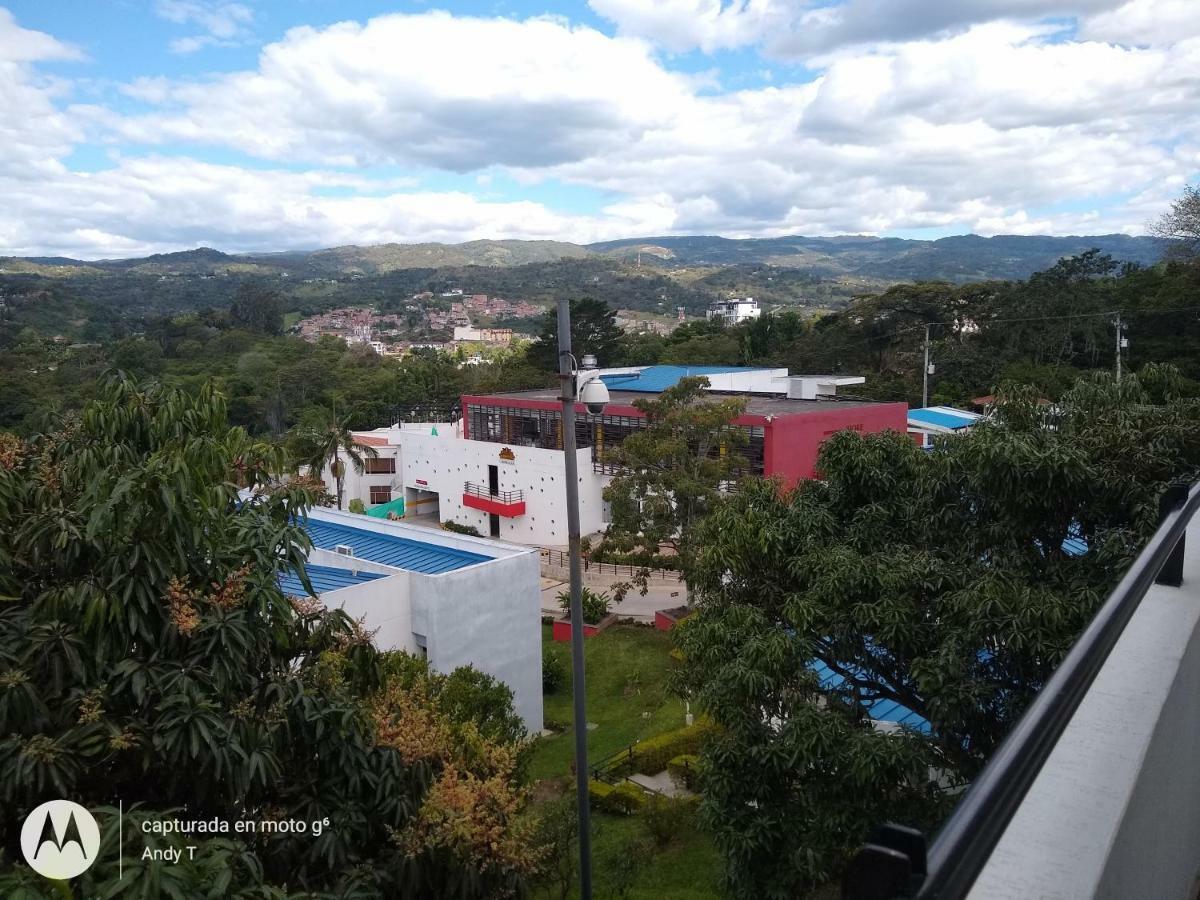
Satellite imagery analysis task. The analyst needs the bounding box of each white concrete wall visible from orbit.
[970,518,1200,899]
[399,431,605,545]
[302,508,544,734]
[411,550,544,733]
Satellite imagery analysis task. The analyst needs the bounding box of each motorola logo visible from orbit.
[20,800,101,880]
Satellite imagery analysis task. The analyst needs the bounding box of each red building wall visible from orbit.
[762,402,909,487]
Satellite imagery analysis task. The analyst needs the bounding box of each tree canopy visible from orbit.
[0,379,539,898]
[674,367,1200,897]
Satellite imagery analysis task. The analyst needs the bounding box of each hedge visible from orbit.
[588,778,645,815]
[667,754,701,791]
[614,718,716,777]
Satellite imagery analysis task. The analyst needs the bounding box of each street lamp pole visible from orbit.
[557,298,593,900]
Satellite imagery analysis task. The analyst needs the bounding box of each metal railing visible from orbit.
[538,547,684,582]
[844,481,1199,899]
[463,482,524,504]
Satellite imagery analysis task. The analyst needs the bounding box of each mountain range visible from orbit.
[0,233,1165,284]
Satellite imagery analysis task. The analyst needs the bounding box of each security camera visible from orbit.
[579,376,610,415]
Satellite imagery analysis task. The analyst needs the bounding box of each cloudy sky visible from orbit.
[1,0,1197,258]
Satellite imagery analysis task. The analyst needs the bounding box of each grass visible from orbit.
[529,622,723,899]
[530,623,688,783]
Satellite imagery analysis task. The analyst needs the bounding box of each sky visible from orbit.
[1,0,1197,258]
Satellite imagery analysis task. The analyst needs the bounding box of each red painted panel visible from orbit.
[764,403,909,488]
[462,493,526,517]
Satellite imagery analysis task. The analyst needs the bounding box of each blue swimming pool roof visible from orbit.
[810,658,932,734]
[278,564,386,597]
[908,406,983,431]
[299,516,493,574]
[600,365,770,393]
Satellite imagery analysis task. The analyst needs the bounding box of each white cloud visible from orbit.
[1080,0,1200,46]
[1,7,1198,256]
[589,0,1138,57]
[154,0,253,53]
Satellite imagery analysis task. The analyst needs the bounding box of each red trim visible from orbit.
[463,493,526,517]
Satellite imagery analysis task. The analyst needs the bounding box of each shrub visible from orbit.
[667,754,701,791]
[347,498,366,514]
[543,647,567,694]
[615,719,716,777]
[639,795,695,848]
[588,779,645,815]
[557,587,614,625]
[442,520,481,536]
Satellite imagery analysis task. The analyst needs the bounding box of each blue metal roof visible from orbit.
[908,407,982,431]
[600,365,769,393]
[299,517,493,574]
[810,659,932,734]
[278,564,386,597]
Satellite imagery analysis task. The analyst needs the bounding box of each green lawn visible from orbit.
[530,623,724,899]
[531,623,689,783]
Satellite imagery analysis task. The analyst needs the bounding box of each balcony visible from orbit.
[462,482,526,517]
[845,483,1200,900]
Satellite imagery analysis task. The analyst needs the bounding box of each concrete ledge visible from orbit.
[970,522,1200,900]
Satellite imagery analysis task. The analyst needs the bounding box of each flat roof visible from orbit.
[908,407,983,431]
[470,388,892,416]
[278,563,386,597]
[300,516,493,574]
[600,365,773,393]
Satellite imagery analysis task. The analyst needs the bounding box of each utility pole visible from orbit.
[556,298,593,900]
[1114,311,1123,382]
[922,323,931,408]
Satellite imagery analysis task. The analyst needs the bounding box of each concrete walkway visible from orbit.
[540,576,687,622]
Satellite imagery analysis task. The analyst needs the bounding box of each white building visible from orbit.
[279,506,543,732]
[707,297,761,326]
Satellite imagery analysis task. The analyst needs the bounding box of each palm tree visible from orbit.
[292,414,378,510]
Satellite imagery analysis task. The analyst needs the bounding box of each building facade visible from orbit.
[278,506,543,732]
[707,297,761,325]
[323,366,907,547]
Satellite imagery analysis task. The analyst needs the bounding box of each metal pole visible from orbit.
[557,298,593,900]
[922,323,931,408]
[1115,311,1122,382]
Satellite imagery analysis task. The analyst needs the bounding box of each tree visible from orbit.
[0,379,539,898]
[1151,183,1200,260]
[600,376,747,572]
[526,298,623,372]
[674,370,1200,897]
[288,411,379,509]
[229,283,284,335]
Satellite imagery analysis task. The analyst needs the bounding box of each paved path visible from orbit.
[540,576,687,622]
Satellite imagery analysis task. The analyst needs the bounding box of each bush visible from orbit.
[442,520,481,536]
[588,779,645,815]
[667,754,701,791]
[557,587,614,625]
[543,646,567,694]
[347,498,366,514]
[616,719,716,777]
[640,795,696,848]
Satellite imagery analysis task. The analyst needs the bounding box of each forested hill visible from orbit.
[1,232,1164,283]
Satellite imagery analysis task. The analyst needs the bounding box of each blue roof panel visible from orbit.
[600,365,770,393]
[809,658,932,734]
[908,407,981,431]
[299,517,493,574]
[278,564,386,597]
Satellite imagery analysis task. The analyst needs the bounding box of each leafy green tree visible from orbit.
[0,380,539,898]
[288,412,379,509]
[675,369,1200,897]
[601,377,747,572]
[229,283,284,335]
[526,298,623,371]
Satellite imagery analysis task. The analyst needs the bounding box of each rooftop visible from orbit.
[599,364,771,393]
[908,406,984,432]
[471,387,892,417]
[278,563,386,597]
[299,515,494,574]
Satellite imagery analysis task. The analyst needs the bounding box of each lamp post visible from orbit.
[556,298,609,900]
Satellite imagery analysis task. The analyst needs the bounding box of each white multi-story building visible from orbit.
[707,297,761,326]
[279,506,543,732]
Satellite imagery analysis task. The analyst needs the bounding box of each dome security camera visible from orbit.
[579,376,610,415]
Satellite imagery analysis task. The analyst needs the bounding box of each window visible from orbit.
[369,486,392,504]
[364,457,396,474]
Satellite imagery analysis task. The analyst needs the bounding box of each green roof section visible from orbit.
[365,497,406,519]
